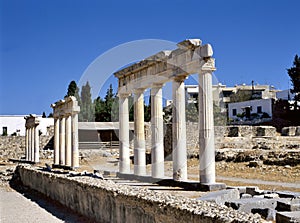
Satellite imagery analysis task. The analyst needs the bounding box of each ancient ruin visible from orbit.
[51,96,80,169]
[114,39,221,187]
[24,114,40,163]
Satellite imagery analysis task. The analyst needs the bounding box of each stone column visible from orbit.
[151,84,164,178]
[71,112,79,168]
[28,128,32,161]
[134,89,146,176]
[65,114,72,166]
[59,116,66,165]
[119,94,130,174]
[31,127,35,161]
[53,118,60,165]
[172,77,187,181]
[25,128,29,160]
[198,70,216,184]
[34,126,39,163]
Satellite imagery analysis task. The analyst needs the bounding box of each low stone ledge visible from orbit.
[15,165,264,223]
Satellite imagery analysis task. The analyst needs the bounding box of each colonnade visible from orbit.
[51,96,80,169]
[24,114,40,163]
[115,39,217,184]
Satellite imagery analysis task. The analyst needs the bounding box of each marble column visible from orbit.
[134,89,146,176]
[34,126,39,163]
[25,128,29,160]
[59,116,66,165]
[71,112,79,168]
[198,71,216,184]
[119,94,130,173]
[172,77,187,181]
[28,128,32,161]
[53,118,60,165]
[31,127,35,161]
[151,84,164,178]
[65,115,72,166]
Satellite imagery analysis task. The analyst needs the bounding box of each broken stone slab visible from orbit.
[276,211,300,223]
[198,189,240,205]
[282,126,297,136]
[264,193,279,199]
[251,208,276,221]
[277,191,300,199]
[226,186,247,194]
[225,198,277,213]
[241,193,252,199]
[277,198,300,212]
[246,186,264,196]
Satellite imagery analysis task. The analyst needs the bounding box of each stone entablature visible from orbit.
[24,114,40,162]
[114,39,220,187]
[51,96,80,169]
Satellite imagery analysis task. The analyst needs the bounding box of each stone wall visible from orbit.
[16,165,262,223]
[0,134,53,160]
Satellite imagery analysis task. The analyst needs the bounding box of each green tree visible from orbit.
[94,96,106,121]
[287,55,300,109]
[66,80,81,106]
[230,90,252,103]
[42,112,46,118]
[79,81,94,122]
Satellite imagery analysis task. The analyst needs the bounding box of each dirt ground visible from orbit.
[1,153,300,193]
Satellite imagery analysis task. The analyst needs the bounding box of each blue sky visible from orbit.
[1,0,299,115]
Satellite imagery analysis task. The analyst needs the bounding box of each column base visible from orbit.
[52,164,79,171]
[116,172,226,191]
[198,183,226,191]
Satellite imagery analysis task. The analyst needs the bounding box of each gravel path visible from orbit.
[0,188,94,223]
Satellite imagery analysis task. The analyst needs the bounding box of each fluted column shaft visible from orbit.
[151,85,164,178]
[119,94,130,173]
[25,128,29,160]
[34,126,39,163]
[65,115,72,166]
[72,113,79,168]
[172,77,187,181]
[134,89,146,176]
[59,116,66,165]
[53,118,60,165]
[31,127,35,161]
[198,71,216,184]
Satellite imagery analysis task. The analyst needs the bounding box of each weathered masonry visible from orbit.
[24,114,40,163]
[114,39,220,186]
[51,96,80,169]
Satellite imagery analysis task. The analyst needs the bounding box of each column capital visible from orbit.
[199,57,216,74]
[133,88,146,94]
[173,75,188,83]
[118,92,131,98]
[151,83,165,89]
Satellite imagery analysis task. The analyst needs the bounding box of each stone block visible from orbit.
[246,186,264,196]
[277,199,300,212]
[225,198,277,213]
[296,126,300,136]
[276,211,300,223]
[241,194,252,199]
[251,208,276,221]
[198,189,240,205]
[282,127,297,136]
[248,160,263,167]
[277,191,300,199]
[227,126,239,137]
[254,126,276,137]
[226,186,247,194]
[264,193,279,199]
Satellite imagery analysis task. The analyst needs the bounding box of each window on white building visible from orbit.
[257,106,262,114]
[232,108,237,116]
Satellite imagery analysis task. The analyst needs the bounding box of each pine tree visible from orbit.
[287,55,300,109]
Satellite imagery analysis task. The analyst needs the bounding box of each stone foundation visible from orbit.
[15,165,262,223]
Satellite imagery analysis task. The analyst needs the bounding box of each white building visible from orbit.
[228,98,273,120]
[0,115,53,136]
